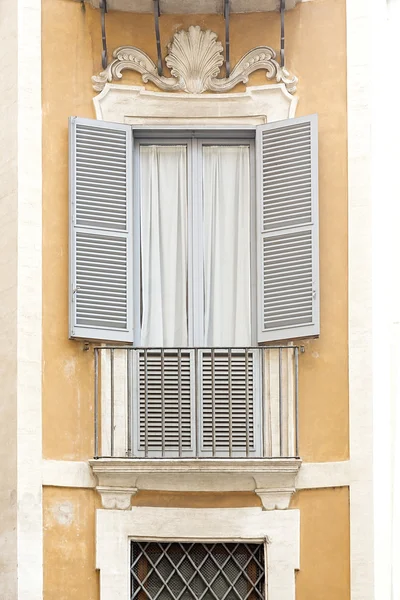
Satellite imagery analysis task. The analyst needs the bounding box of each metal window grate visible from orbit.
[130,541,265,600]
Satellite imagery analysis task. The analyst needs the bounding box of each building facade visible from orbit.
[0,0,398,598]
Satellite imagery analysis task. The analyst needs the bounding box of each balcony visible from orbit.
[90,346,302,510]
[79,0,301,14]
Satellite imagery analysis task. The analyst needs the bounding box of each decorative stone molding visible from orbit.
[41,458,351,490]
[97,486,138,510]
[96,507,300,600]
[90,457,301,510]
[255,489,295,510]
[92,26,298,95]
[93,84,297,126]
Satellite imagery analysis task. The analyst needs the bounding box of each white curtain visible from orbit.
[140,145,188,347]
[203,146,252,347]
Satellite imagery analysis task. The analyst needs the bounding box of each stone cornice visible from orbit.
[89,457,302,510]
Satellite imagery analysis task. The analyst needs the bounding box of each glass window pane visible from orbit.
[139,145,188,347]
[202,145,252,347]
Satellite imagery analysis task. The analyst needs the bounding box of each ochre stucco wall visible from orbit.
[43,486,350,600]
[43,487,100,600]
[42,0,348,463]
[292,487,350,600]
[42,0,349,598]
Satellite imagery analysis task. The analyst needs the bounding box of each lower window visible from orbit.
[130,541,265,600]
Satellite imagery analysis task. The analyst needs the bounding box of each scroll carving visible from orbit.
[92,25,297,95]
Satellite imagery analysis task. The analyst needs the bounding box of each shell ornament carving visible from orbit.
[165,27,224,93]
[92,25,298,95]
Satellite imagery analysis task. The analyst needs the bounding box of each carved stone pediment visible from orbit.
[92,25,298,95]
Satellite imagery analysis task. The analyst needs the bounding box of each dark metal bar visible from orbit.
[178,348,182,457]
[295,346,299,457]
[228,348,232,457]
[144,349,149,457]
[245,348,250,457]
[110,348,115,457]
[280,0,285,67]
[127,349,132,457]
[94,345,300,350]
[278,348,283,457]
[224,0,231,77]
[194,349,199,457]
[94,348,99,458]
[211,349,216,457]
[93,345,303,460]
[153,0,163,76]
[100,0,108,70]
[261,348,266,457]
[161,348,165,457]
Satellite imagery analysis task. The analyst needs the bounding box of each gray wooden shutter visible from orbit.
[256,114,319,342]
[136,350,195,457]
[199,350,261,457]
[69,117,133,342]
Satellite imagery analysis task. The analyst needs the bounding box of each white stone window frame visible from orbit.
[93,83,298,125]
[93,83,300,600]
[90,81,301,511]
[96,507,300,600]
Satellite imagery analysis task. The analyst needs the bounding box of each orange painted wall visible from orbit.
[43,487,100,600]
[43,486,350,600]
[292,487,351,600]
[42,0,348,463]
[42,0,350,597]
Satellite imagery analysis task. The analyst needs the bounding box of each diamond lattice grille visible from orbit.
[130,542,265,600]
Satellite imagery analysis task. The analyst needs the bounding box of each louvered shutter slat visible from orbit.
[69,117,134,342]
[256,115,319,342]
[200,351,260,456]
[137,351,194,455]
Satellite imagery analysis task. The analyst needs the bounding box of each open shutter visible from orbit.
[69,117,133,342]
[256,114,319,342]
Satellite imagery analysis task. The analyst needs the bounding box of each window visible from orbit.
[130,541,265,600]
[135,136,254,347]
[69,116,319,345]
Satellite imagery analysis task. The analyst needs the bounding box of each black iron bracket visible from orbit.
[280,0,285,67]
[224,0,231,77]
[153,0,163,76]
[100,0,108,69]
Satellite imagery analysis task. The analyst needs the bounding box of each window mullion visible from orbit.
[133,135,141,346]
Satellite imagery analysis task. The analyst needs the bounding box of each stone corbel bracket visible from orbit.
[97,486,138,510]
[92,26,298,95]
[90,458,301,510]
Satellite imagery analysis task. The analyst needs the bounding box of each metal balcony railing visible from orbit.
[94,346,300,459]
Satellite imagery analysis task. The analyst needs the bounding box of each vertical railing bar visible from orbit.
[178,348,182,458]
[245,348,250,458]
[110,348,115,457]
[144,349,148,458]
[268,348,273,457]
[228,348,232,458]
[195,349,199,457]
[153,0,163,76]
[279,348,283,457]
[295,346,299,457]
[161,348,165,457]
[127,349,132,457]
[261,348,265,458]
[212,349,216,457]
[94,348,99,458]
